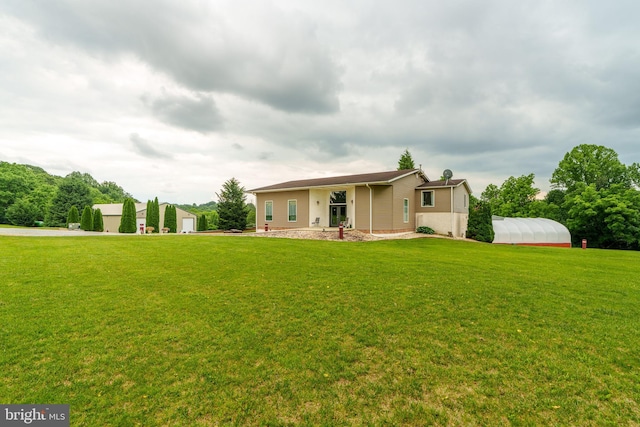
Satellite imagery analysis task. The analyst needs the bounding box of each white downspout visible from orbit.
[366,183,373,235]
[450,185,454,237]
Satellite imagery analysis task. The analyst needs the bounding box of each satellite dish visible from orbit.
[443,169,453,182]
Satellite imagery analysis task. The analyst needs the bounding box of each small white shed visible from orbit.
[492,216,571,247]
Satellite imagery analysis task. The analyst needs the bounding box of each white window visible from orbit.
[265,201,273,221]
[403,198,409,223]
[288,200,297,222]
[421,190,435,207]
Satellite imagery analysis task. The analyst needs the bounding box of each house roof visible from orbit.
[416,179,472,193]
[249,169,426,192]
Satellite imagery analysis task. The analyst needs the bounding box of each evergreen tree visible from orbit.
[67,205,80,225]
[80,206,93,231]
[145,198,160,232]
[197,213,208,231]
[150,197,160,232]
[466,196,494,243]
[93,208,104,232]
[47,177,92,227]
[216,178,247,230]
[397,149,416,170]
[164,204,177,233]
[145,199,153,232]
[119,198,137,233]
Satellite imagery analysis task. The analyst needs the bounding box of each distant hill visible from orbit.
[176,201,218,214]
[0,161,136,226]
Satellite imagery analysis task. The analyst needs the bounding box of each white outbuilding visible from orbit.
[492,216,571,247]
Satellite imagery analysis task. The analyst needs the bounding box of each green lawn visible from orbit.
[1,235,638,426]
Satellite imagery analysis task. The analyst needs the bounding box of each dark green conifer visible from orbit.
[119,198,137,233]
[93,208,104,232]
[67,205,80,226]
[80,206,93,231]
[164,204,177,233]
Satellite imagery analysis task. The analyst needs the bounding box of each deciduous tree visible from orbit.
[551,144,631,191]
[5,198,39,227]
[197,214,208,231]
[564,183,640,249]
[481,174,540,218]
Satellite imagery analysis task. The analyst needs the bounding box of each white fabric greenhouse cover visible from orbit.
[492,216,571,247]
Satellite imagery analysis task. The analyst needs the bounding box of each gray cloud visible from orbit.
[129,133,172,159]
[4,0,341,114]
[143,90,222,133]
[2,0,640,203]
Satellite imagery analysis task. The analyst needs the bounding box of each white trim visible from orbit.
[403,198,409,223]
[421,190,435,207]
[287,199,297,222]
[265,200,273,222]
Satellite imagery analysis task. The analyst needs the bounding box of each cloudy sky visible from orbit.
[1,1,639,204]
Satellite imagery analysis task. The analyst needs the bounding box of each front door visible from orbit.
[330,205,347,227]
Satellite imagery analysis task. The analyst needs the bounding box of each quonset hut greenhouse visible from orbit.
[492,216,572,248]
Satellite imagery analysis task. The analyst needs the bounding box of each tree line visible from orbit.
[0,161,254,232]
[467,144,640,249]
[0,163,134,227]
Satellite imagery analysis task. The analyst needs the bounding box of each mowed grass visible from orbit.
[0,235,638,426]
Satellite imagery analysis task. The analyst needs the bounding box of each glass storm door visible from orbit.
[330,206,347,227]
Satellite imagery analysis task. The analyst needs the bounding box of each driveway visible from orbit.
[0,227,122,237]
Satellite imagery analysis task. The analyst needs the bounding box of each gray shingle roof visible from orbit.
[249,169,422,192]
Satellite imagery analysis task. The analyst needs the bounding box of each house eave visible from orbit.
[416,179,473,194]
[249,180,398,194]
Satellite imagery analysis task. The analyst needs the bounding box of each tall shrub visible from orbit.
[93,208,104,232]
[80,206,93,231]
[67,205,79,226]
[164,204,177,233]
[466,197,494,243]
[197,213,208,231]
[146,197,160,233]
[119,198,137,233]
[145,199,153,232]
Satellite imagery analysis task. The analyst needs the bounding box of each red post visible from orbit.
[339,224,344,240]
[265,224,269,232]
[582,239,587,249]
